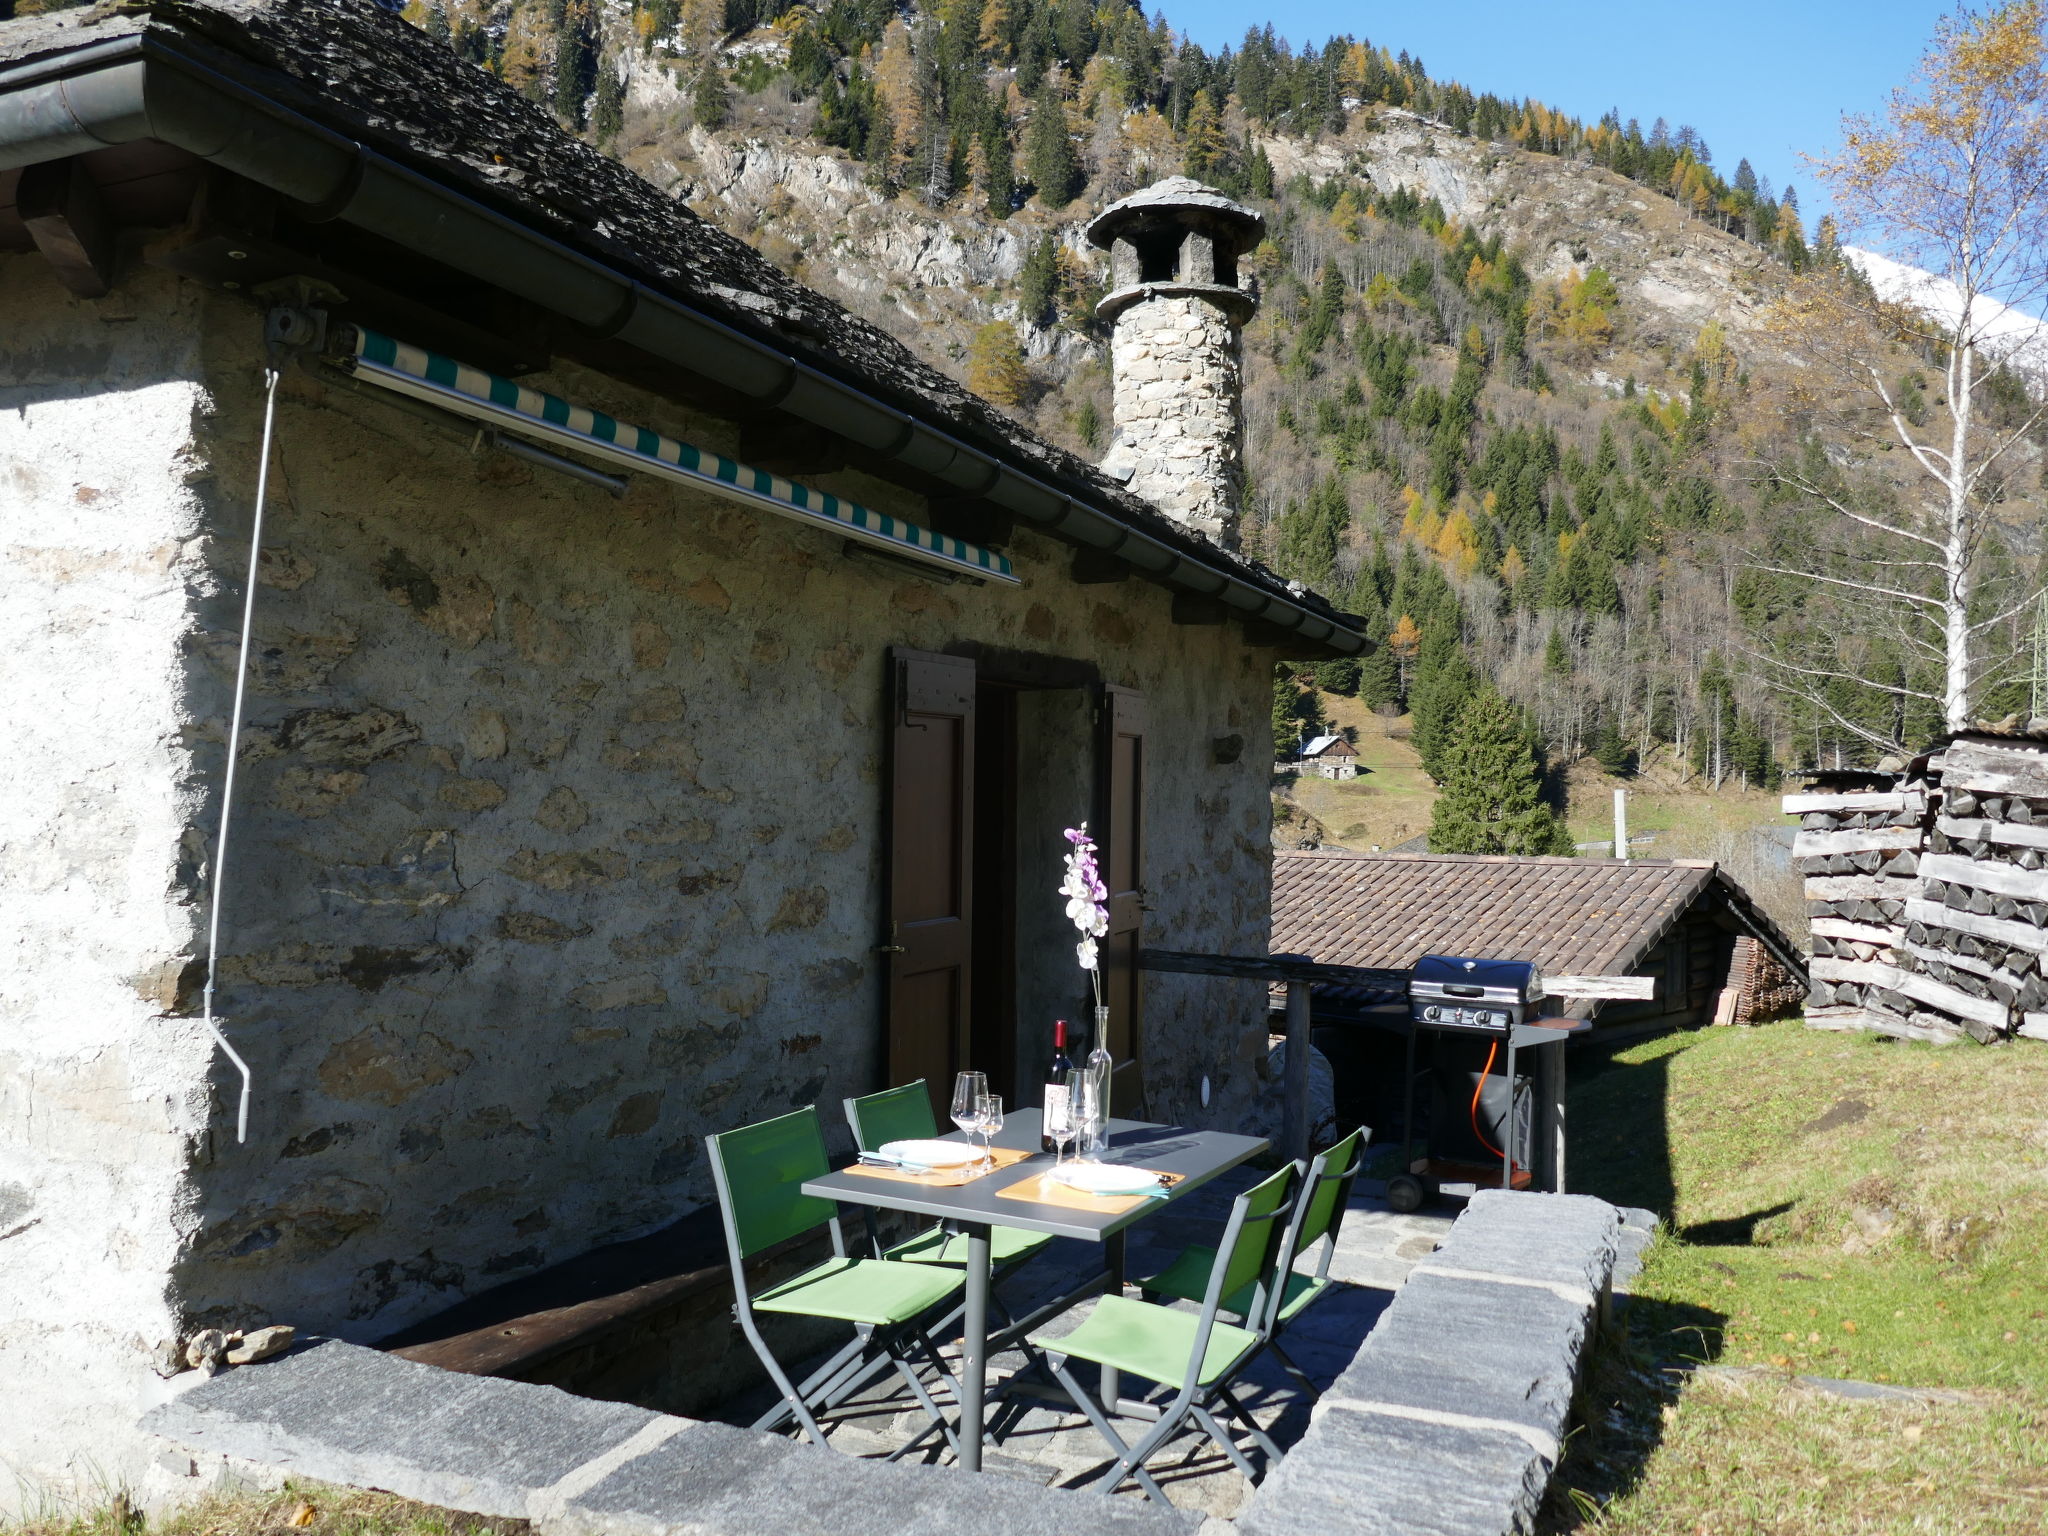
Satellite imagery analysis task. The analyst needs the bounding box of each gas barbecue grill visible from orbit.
[1386,955,1585,1212]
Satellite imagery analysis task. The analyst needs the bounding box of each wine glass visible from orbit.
[1045,1096,1075,1171]
[950,1072,986,1160]
[976,1093,1004,1171]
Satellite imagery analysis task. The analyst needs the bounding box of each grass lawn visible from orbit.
[1281,700,1437,851]
[4,1486,516,1536]
[1549,1021,2048,1533]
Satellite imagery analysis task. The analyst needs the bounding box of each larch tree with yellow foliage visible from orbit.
[1751,1,2048,744]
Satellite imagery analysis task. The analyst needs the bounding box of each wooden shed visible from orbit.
[1298,733,1360,780]
[1271,850,1807,1031]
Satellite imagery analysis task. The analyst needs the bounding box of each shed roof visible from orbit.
[1272,850,1802,982]
[1300,735,1355,757]
[0,0,1365,654]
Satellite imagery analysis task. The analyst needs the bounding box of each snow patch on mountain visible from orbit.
[1846,246,2048,379]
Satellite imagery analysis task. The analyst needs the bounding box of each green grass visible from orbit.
[1548,1021,2048,1533]
[4,1484,517,1536]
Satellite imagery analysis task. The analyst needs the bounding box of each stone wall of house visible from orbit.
[0,262,221,1507]
[0,265,1281,1505]
[1106,294,1245,547]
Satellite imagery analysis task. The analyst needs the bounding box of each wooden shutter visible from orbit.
[1096,685,1146,1113]
[884,649,976,1116]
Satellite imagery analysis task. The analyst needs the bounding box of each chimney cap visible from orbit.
[1085,177,1265,252]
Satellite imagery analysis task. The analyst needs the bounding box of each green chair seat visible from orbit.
[1033,1294,1259,1391]
[753,1255,963,1326]
[884,1223,1054,1267]
[1138,1245,1330,1324]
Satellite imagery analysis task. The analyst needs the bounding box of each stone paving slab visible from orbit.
[551,1418,1200,1536]
[1418,1191,1620,1301]
[1235,1406,1547,1536]
[142,1340,671,1519]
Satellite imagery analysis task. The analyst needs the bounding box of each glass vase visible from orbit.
[1079,1004,1113,1162]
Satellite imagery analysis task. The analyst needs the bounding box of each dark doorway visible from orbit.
[970,685,1020,1101]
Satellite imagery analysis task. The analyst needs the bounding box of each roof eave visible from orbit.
[0,23,1367,658]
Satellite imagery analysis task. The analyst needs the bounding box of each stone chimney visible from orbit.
[1085,177,1264,551]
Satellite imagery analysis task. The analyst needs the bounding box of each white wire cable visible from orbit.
[199,365,280,1145]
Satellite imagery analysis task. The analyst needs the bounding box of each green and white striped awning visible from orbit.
[339,326,1018,585]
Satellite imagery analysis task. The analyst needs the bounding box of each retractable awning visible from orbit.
[336,326,1019,585]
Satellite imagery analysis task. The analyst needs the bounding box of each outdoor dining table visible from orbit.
[801,1106,1269,1472]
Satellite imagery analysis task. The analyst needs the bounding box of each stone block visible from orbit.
[553,1419,1201,1536]
[141,1341,671,1519]
[1327,1271,1587,1456]
[1423,1191,1620,1300]
[1238,1406,1545,1536]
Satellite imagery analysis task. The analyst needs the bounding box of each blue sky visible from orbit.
[1165,1,1954,228]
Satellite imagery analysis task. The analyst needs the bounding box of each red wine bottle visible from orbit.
[1041,1019,1076,1152]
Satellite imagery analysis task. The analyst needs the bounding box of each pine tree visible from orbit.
[1409,632,1478,780]
[1181,88,1227,181]
[1025,84,1081,208]
[1272,668,1306,758]
[592,57,625,141]
[691,54,728,129]
[1018,232,1061,327]
[1427,687,1575,856]
[1358,643,1403,712]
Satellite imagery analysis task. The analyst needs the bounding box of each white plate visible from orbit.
[1053,1163,1161,1196]
[878,1139,977,1168]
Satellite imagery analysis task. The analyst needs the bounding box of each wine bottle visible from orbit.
[1040,1019,1076,1153]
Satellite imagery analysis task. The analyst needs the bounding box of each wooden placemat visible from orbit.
[996,1167,1185,1215]
[844,1143,1036,1188]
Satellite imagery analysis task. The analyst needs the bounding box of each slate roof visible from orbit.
[1300,735,1354,757]
[0,0,1359,643]
[1272,850,1800,981]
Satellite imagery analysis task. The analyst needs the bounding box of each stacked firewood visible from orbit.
[1788,775,1935,1038]
[1910,735,2048,1043]
[1784,732,2048,1043]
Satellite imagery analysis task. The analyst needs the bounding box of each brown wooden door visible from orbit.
[885,649,976,1118]
[1096,685,1146,1113]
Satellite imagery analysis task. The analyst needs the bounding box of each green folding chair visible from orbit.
[708,1106,966,1455]
[1136,1125,1369,1400]
[1029,1163,1300,1502]
[844,1081,1056,1274]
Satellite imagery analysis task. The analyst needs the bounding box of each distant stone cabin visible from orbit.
[0,0,1367,1506]
[1298,733,1360,779]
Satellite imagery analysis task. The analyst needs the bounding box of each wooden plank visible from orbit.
[1810,918,1901,946]
[1938,752,2048,798]
[1810,956,1905,988]
[1803,875,1913,901]
[1902,940,2000,980]
[1936,816,2048,852]
[2020,1012,2048,1041]
[1547,974,1656,1000]
[1903,898,2048,951]
[1782,791,1914,814]
[1891,968,2011,1029]
[1792,827,1923,857]
[1920,852,2048,900]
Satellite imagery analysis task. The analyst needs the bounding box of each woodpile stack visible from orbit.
[1788,773,1934,1037]
[1784,731,2048,1043]
[1911,734,2048,1043]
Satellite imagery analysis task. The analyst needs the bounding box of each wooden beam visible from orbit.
[1782,791,1920,814]
[1070,548,1131,584]
[1546,975,1656,1001]
[1922,852,2047,900]
[1171,593,1227,626]
[1937,815,2048,852]
[18,157,114,298]
[922,496,1014,549]
[738,415,848,477]
[1792,827,1923,857]
[1138,947,1409,991]
[1903,898,2048,951]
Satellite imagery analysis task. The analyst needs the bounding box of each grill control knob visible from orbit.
[1424,1005,1440,1021]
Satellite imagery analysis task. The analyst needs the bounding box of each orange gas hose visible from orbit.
[1471,1038,1509,1164]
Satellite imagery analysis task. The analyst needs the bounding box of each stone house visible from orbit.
[1297,733,1360,780]
[0,0,1366,1507]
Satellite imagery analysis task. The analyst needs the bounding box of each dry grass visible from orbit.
[4,1485,515,1536]
[1550,1022,2048,1532]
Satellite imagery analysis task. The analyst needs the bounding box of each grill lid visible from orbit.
[1409,954,1544,1003]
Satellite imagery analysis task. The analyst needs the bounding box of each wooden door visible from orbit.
[885,649,976,1117]
[1096,685,1146,1113]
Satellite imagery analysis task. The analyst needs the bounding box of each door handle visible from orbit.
[872,944,906,954]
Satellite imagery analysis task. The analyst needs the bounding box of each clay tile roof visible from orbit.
[1272,850,1726,977]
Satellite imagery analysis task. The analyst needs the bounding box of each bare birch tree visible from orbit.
[1746,2,2048,749]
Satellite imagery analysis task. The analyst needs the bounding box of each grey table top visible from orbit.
[802,1108,1270,1242]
